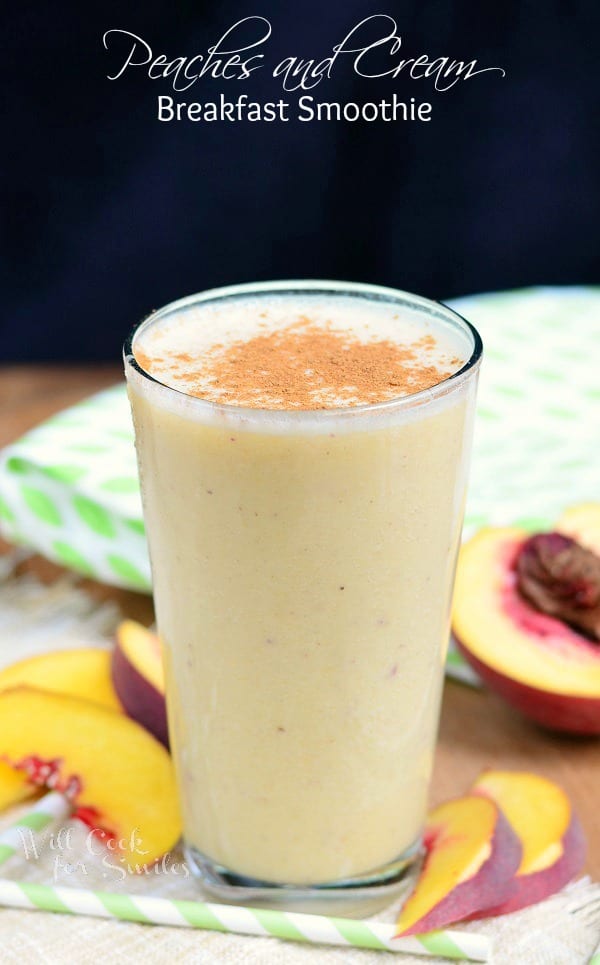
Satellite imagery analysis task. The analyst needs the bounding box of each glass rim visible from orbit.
[123,279,483,421]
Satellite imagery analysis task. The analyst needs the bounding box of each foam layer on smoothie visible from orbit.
[133,294,469,410]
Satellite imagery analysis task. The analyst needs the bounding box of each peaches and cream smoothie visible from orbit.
[124,281,481,898]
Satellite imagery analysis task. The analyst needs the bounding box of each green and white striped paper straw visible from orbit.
[0,879,489,960]
[0,794,489,959]
[0,791,71,866]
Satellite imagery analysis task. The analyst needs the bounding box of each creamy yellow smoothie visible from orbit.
[125,281,481,892]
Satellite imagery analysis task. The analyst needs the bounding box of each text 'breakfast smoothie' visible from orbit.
[125,282,481,888]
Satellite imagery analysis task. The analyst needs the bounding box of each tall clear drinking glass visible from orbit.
[124,280,482,914]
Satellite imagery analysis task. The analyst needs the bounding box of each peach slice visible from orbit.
[0,649,122,712]
[556,503,600,556]
[111,621,168,747]
[0,687,181,865]
[396,795,521,935]
[453,527,600,733]
[472,770,585,914]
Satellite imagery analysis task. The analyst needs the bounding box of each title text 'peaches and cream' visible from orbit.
[103,15,505,124]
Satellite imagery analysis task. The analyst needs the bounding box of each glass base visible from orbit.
[184,838,422,917]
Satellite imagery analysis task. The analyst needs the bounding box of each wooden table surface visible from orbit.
[1,365,599,878]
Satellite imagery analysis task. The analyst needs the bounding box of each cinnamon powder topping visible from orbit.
[135,318,461,410]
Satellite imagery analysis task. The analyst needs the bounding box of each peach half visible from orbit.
[396,794,521,935]
[453,526,600,734]
[472,770,585,914]
[111,621,168,747]
[0,648,122,712]
[0,686,181,865]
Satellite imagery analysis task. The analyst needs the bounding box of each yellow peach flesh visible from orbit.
[0,649,122,712]
[0,761,35,810]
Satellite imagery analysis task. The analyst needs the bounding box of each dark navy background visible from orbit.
[2,1,599,361]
